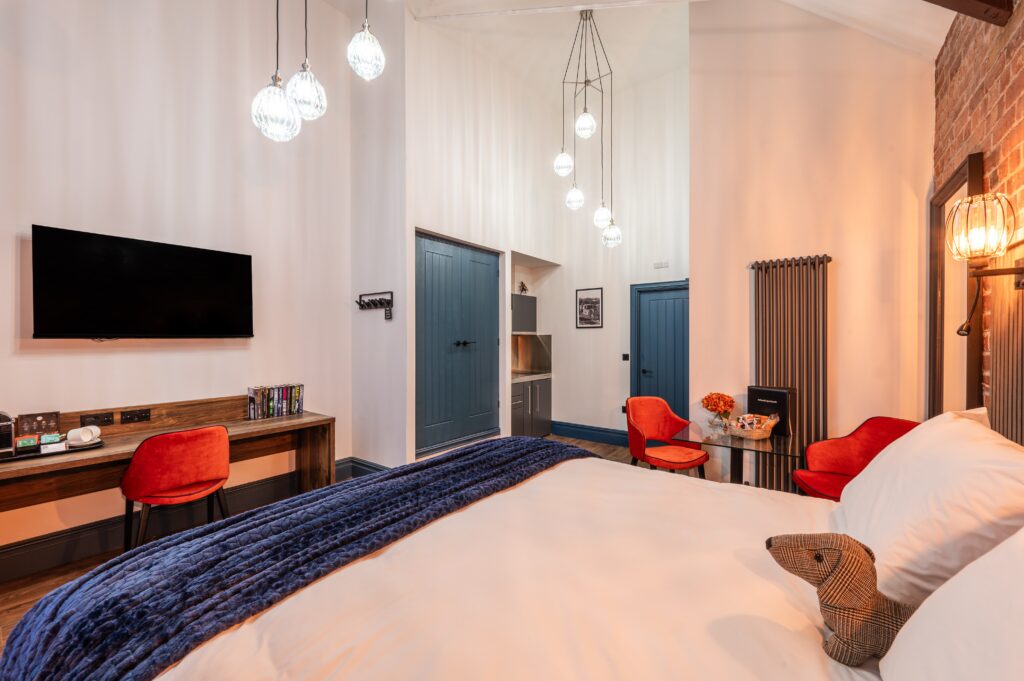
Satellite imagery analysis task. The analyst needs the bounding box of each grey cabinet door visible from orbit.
[511,294,537,333]
[528,379,552,437]
[511,383,527,436]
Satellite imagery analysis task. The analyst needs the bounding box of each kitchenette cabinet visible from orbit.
[511,377,551,437]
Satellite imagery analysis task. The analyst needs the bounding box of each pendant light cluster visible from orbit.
[253,0,386,142]
[555,10,620,248]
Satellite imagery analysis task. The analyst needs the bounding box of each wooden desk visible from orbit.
[0,396,335,513]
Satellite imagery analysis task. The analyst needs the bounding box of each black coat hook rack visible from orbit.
[356,291,394,320]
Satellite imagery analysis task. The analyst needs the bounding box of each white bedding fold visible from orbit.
[162,458,879,680]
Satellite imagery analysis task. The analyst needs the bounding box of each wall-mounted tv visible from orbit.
[32,225,254,339]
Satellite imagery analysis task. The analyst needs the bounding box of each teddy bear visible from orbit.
[765,532,917,666]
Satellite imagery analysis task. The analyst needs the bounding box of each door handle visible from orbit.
[641,369,651,375]
[463,340,476,345]
[454,340,464,347]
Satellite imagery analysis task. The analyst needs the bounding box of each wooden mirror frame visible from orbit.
[927,152,985,418]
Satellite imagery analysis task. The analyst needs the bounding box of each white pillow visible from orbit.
[830,411,1024,605]
[880,525,1024,679]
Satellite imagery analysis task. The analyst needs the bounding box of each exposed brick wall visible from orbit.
[935,1,1024,197]
[935,1,1024,407]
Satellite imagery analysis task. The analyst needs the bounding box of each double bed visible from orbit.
[4,411,1023,680]
[165,456,870,681]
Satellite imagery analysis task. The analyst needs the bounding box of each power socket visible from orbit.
[121,409,151,424]
[80,412,114,428]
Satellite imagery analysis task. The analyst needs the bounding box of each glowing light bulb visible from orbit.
[566,186,585,211]
[593,204,612,229]
[251,76,301,142]
[602,220,622,248]
[553,151,574,177]
[348,21,386,81]
[286,62,327,120]
[575,110,597,139]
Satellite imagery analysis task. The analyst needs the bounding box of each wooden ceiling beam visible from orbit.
[922,0,1013,26]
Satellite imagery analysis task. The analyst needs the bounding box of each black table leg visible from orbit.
[730,447,743,484]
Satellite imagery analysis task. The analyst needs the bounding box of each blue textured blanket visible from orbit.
[0,436,591,681]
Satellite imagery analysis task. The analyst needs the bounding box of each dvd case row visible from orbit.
[247,384,304,420]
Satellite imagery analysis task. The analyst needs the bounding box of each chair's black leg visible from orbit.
[207,495,215,524]
[136,504,151,548]
[123,499,134,553]
[630,457,639,466]
[215,489,230,519]
[698,464,706,479]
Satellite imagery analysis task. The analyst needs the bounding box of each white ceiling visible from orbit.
[406,0,955,59]
[413,3,689,90]
[778,0,954,59]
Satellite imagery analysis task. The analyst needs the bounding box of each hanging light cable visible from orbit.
[348,0,386,82]
[592,16,620,248]
[252,0,302,142]
[592,14,611,229]
[287,0,327,121]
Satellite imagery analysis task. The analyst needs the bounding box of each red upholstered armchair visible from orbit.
[793,417,919,501]
[121,426,231,551]
[626,397,708,477]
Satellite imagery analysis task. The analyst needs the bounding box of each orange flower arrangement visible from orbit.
[701,392,736,418]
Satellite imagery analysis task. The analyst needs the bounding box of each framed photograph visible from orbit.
[576,288,603,329]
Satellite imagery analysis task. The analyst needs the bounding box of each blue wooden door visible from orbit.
[458,246,500,438]
[416,235,499,453]
[632,283,690,418]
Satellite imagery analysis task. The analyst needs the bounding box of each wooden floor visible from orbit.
[0,436,636,656]
[0,551,117,653]
[548,434,634,464]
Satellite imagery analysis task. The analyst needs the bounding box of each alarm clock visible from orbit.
[0,412,13,459]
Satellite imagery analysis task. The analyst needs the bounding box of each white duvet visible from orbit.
[162,458,879,680]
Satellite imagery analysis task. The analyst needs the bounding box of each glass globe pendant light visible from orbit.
[553,151,574,177]
[286,0,327,121]
[566,186,585,211]
[602,220,622,248]
[252,0,301,142]
[593,204,612,229]
[575,109,597,139]
[348,0,386,82]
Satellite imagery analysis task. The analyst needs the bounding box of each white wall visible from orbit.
[689,0,935,467]
[348,0,411,469]
[537,21,691,430]
[406,5,690,437]
[0,0,353,544]
[405,13,567,448]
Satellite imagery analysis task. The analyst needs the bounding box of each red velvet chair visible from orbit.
[626,397,709,477]
[793,417,919,501]
[121,426,231,551]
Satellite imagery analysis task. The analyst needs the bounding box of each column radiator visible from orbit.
[988,254,1024,444]
[751,255,832,491]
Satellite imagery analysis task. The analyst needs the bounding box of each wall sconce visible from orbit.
[946,192,1023,336]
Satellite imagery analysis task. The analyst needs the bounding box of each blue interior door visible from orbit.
[459,247,500,438]
[633,283,690,418]
[416,235,499,453]
[416,237,461,450]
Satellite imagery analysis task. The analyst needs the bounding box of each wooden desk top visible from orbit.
[0,411,334,482]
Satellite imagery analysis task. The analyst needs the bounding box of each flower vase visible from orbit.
[708,413,729,435]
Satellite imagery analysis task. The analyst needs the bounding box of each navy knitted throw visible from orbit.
[0,436,592,681]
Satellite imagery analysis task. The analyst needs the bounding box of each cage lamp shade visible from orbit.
[945,192,1017,263]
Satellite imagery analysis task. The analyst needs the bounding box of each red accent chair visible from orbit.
[120,426,231,551]
[793,417,919,501]
[626,397,709,477]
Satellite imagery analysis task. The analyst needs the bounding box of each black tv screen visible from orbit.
[32,225,254,339]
